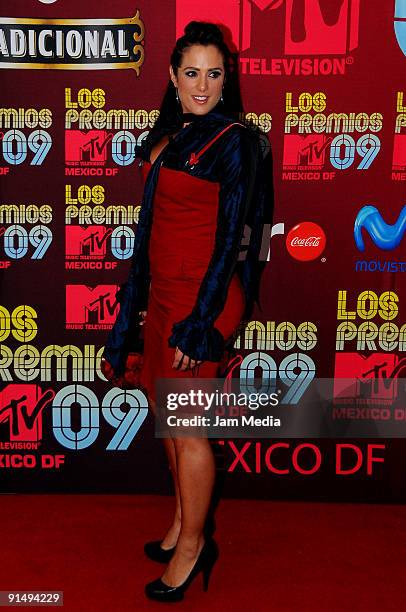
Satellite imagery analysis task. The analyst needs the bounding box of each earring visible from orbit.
[175,87,179,103]
[220,91,224,104]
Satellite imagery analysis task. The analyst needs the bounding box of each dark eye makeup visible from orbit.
[184,69,223,78]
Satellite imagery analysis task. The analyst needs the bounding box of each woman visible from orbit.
[103,21,272,603]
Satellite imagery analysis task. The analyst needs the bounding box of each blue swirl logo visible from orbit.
[354,205,406,251]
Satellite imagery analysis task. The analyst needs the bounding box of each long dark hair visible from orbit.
[145,21,246,147]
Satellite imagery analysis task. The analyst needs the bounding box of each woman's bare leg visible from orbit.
[161,437,215,586]
[149,397,182,548]
[160,437,182,548]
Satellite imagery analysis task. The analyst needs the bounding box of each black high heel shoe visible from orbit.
[144,515,216,563]
[144,538,219,602]
[143,540,175,564]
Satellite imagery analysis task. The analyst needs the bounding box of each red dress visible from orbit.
[138,161,245,403]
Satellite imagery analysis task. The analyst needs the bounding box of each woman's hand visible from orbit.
[172,347,203,371]
[138,310,147,325]
[137,311,202,369]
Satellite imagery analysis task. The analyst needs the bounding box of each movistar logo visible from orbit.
[354,205,406,251]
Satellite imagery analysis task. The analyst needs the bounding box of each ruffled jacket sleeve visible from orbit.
[102,145,153,375]
[167,126,261,361]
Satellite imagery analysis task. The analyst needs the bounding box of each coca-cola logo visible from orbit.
[291,236,321,247]
[286,222,326,261]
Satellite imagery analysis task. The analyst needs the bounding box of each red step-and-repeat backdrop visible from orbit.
[0,1,405,501]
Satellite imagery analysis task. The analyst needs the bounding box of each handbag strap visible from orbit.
[187,121,245,167]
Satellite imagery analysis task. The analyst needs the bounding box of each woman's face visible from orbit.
[170,44,225,115]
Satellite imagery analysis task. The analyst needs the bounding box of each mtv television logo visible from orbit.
[65,226,113,257]
[283,134,330,167]
[176,0,360,55]
[65,130,112,164]
[0,385,54,442]
[354,205,406,252]
[66,285,119,325]
[333,353,399,401]
[392,135,406,170]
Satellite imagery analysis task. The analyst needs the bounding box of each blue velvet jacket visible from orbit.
[103,109,274,376]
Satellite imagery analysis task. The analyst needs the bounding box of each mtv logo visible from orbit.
[392,135,406,170]
[176,0,360,55]
[65,130,110,164]
[0,385,54,442]
[66,285,119,325]
[284,0,359,55]
[333,353,399,401]
[283,134,328,167]
[65,226,112,257]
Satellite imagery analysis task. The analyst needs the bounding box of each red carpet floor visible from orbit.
[0,495,404,611]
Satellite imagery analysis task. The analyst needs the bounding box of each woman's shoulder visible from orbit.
[212,116,261,162]
[210,113,261,148]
